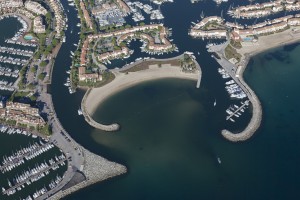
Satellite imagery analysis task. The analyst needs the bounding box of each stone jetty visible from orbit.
[48,148,127,200]
[81,89,120,131]
[208,42,262,142]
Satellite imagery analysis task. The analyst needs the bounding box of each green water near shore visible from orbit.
[66,45,300,199]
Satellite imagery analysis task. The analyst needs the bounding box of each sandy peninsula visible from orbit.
[82,61,200,130]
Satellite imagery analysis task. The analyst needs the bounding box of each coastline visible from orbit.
[208,27,300,142]
[238,27,300,68]
[0,4,128,200]
[48,148,127,200]
[81,56,201,131]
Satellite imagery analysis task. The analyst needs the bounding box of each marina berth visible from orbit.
[2,154,67,196]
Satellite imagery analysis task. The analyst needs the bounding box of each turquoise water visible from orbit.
[24,35,33,40]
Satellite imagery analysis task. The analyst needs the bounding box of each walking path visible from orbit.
[35,84,126,199]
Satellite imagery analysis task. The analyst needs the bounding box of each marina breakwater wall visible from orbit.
[221,62,262,142]
[208,43,262,142]
[48,148,127,200]
[81,89,120,131]
[37,91,126,199]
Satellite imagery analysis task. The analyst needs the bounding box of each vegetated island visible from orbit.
[81,53,202,131]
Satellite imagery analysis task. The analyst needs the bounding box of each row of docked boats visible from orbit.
[218,68,247,99]
[63,77,76,94]
[5,39,37,47]
[0,125,37,138]
[2,154,66,196]
[0,84,14,91]
[0,55,27,65]
[218,68,230,78]
[0,66,19,77]
[0,46,34,57]
[225,100,250,122]
[0,142,55,173]
[225,80,247,99]
[22,174,62,200]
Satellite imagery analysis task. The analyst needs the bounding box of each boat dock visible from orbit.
[0,142,54,173]
[0,46,34,57]
[208,42,262,142]
[226,100,249,121]
[2,156,67,196]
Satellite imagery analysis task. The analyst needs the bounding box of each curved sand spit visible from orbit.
[82,63,200,131]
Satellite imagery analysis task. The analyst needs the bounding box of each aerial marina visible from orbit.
[0,0,300,199]
[0,124,68,199]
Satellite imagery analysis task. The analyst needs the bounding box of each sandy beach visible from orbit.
[84,64,200,117]
[238,27,300,67]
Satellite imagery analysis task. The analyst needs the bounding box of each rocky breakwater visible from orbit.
[208,42,262,142]
[81,89,120,131]
[48,147,127,200]
[221,63,262,142]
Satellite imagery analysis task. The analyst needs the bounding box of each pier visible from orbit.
[0,142,54,173]
[208,42,262,142]
[226,100,249,121]
[3,157,67,196]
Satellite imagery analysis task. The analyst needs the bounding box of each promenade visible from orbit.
[208,42,262,142]
[35,85,126,199]
[82,54,201,132]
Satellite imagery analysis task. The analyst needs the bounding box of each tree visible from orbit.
[40,60,48,67]
[38,73,46,81]
[30,66,37,73]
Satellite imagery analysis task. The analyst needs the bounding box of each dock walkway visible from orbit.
[226,101,249,120]
[0,142,53,173]
[208,42,262,142]
[3,158,67,196]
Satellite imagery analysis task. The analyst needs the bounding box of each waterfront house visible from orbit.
[33,16,46,34]
[24,1,47,16]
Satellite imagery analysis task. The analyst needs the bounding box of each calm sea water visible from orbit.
[64,45,300,200]
[1,0,300,199]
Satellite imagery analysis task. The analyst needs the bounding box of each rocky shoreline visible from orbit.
[208,42,263,142]
[48,148,127,200]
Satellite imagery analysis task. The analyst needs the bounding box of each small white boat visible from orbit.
[217,157,221,164]
[214,99,216,106]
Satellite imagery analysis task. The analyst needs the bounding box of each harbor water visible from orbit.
[0,0,300,199]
